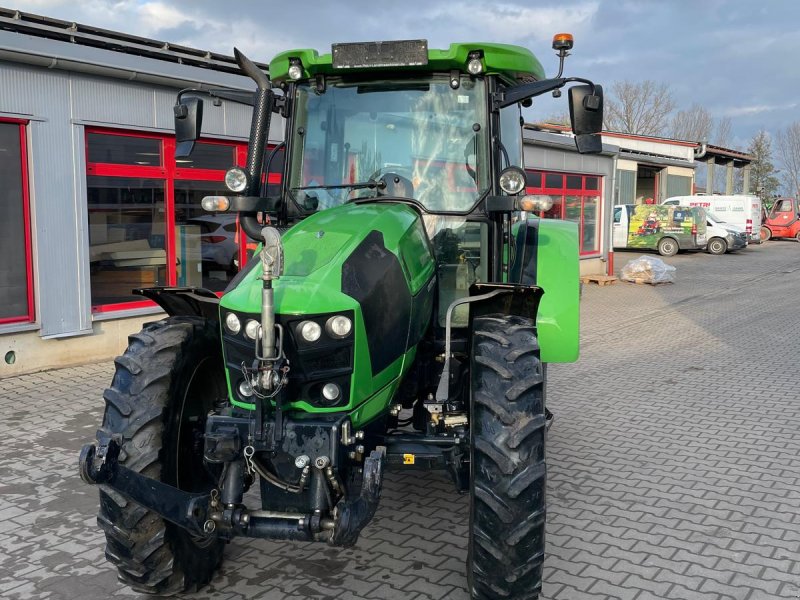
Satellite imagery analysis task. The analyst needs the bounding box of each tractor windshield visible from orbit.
[288,75,489,213]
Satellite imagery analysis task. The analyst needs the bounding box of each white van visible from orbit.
[662,195,762,242]
[705,212,748,254]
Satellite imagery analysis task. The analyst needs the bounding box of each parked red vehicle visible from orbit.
[760,198,800,241]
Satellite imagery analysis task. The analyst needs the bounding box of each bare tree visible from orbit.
[670,104,713,142]
[604,80,676,136]
[713,117,733,147]
[775,122,800,198]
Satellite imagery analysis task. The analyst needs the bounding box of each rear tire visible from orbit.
[707,237,727,255]
[96,316,226,595]
[469,315,546,600]
[657,237,678,256]
[795,231,800,243]
[760,226,772,242]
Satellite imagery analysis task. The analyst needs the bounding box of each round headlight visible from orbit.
[224,167,249,193]
[298,320,322,342]
[326,315,352,339]
[322,383,341,402]
[224,312,241,335]
[244,319,261,341]
[288,64,303,80]
[499,166,526,195]
[467,58,483,75]
[238,379,255,398]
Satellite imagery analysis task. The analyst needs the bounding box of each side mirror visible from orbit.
[569,84,603,154]
[174,97,204,158]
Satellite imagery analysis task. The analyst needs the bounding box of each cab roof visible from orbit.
[269,41,545,85]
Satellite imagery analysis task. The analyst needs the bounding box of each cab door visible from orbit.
[767,198,797,236]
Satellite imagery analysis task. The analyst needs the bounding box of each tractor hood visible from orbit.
[220,202,434,316]
[219,201,436,416]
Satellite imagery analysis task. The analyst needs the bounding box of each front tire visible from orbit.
[657,237,678,256]
[760,226,772,242]
[96,316,226,595]
[707,237,727,255]
[469,315,546,600]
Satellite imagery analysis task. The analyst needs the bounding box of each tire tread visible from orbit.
[469,314,546,600]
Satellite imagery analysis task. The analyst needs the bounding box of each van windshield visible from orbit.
[706,211,725,223]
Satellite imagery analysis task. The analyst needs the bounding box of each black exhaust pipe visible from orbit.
[234,47,274,241]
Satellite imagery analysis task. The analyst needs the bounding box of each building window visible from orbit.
[526,169,602,255]
[0,120,33,324]
[86,129,250,311]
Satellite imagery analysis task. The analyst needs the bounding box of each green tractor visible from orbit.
[79,35,602,599]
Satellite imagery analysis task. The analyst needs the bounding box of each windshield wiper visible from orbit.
[292,179,386,192]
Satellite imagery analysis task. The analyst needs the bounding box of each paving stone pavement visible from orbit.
[1,241,799,600]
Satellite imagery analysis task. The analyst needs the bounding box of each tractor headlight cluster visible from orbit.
[297,315,352,343]
[499,166,526,195]
[238,379,255,398]
[224,312,241,335]
[322,383,341,402]
[244,319,261,341]
[224,167,249,193]
[298,320,322,342]
[326,315,352,339]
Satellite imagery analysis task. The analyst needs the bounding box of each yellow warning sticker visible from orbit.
[403,454,415,465]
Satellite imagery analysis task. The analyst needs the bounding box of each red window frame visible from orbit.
[0,118,34,325]
[525,169,602,256]
[86,128,248,313]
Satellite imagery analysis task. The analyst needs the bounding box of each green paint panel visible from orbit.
[270,42,544,85]
[535,219,580,363]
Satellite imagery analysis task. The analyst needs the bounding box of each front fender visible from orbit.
[510,218,579,363]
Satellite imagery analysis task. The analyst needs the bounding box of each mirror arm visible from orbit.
[494,77,597,109]
[177,87,256,107]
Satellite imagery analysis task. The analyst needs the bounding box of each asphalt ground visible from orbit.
[0,239,798,599]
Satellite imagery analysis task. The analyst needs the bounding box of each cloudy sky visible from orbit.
[10,0,800,149]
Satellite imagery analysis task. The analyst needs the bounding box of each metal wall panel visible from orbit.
[0,59,262,338]
[73,76,156,127]
[0,66,89,337]
[617,170,636,204]
[666,174,692,199]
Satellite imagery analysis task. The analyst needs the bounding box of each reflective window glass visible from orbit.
[174,180,240,292]
[0,123,30,321]
[87,176,166,306]
[545,173,563,188]
[175,142,236,170]
[88,133,162,166]
[566,175,582,190]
